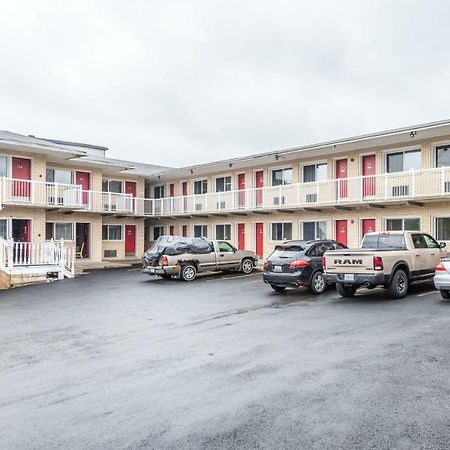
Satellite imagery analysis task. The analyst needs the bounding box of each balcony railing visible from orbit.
[138,166,450,216]
[2,166,450,217]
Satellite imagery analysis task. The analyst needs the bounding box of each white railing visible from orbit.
[140,166,450,216]
[0,238,75,278]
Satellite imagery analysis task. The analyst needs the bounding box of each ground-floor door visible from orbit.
[362,218,376,240]
[125,225,136,256]
[182,225,188,237]
[237,223,245,250]
[335,220,348,246]
[76,223,90,258]
[255,222,263,257]
[12,219,31,242]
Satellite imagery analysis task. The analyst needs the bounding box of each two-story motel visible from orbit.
[3,119,450,287]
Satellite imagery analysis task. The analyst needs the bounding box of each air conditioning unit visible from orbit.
[273,196,285,206]
[392,185,409,197]
[195,203,203,211]
[104,250,117,258]
[216,201,226,209]
[306,193,317,203]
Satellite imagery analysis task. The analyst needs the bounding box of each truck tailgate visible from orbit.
[325,250,374,274]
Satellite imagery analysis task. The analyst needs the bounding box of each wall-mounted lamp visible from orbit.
[229,163,233,168]
[275,154,279,161]
[333,145,336,149]
[410,131,417,138]
[158,175,161,179]
[190,169,194,174]
[350,158,354,162]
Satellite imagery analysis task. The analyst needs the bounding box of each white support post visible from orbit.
[411,169,415,197]
[442,166,446,194]
[384,174,388,199]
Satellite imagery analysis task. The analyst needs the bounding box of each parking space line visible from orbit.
[205,273,261,282]
[416,291,436,297]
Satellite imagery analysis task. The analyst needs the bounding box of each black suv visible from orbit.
[263,240,347,294]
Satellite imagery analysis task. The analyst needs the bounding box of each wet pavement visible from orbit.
[1,269,450,449]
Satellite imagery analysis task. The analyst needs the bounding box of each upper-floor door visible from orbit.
[335,159,348,200]
[76,171,90,205]
[238,173,245,208]
[169,183,175,197]
[362,155,376,197]
[255,171,264,207]
[125,181,136,197]
[12,157,31,199]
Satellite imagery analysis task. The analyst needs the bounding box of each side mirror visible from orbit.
[233,247,237,252]
[440,242,447,248]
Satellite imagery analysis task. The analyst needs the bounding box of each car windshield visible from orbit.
[362,234,406,250]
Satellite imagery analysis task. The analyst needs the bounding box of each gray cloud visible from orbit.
[0,0,449,167]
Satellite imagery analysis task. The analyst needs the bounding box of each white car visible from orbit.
[434,258,450,299]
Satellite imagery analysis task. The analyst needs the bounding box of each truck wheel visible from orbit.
[309,271,326,295]
[336,283,357,297]
[440,290,450,299]
[387,269,408,299]
[271,284,286,293]
[180,264,197,281]
[241,258,254,274]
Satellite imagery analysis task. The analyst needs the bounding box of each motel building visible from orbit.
[3,119,450,287]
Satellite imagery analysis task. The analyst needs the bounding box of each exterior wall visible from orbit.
[102,216,144,260]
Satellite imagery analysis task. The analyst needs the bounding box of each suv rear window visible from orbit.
[362,234,406,250]
[270,245,305,258]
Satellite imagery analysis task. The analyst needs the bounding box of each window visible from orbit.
[386,149,421,173]
[0,156,7,177]
[423,234,439,248]
[45,222,74,240]
[152,226,164,240]
[0,219,7,238]
[302,221,327,241]
[102,225,123,240]
[215,176,231,192]
[303,163,327,183]
[386,218,420,231]
[362,234,406,250]
[271,222,292,241]
[215,224,231,240]
[193,180,208,195]
[218,241,234,252]
[46,168,73,184]
[153,185,164,199]
[193,225,207,238]
[308,242,334,257]
[271,168,293,186]
[436,145,450,167]
[436,218,450,241]
[102,179,123,193]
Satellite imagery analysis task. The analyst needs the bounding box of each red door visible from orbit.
[362,155,376,197]
[255,171,264,207]
[125,225,136,256]
[125,181,137,212]
[169,184,175,197]
[362,219,375,239]
[76,171,90,204]
[169,225,174,235]
[255,223,263,257]
[12,157,31,199]
[237,223,245,250]
[336,159,348,200]
[182,181,188,212]
[238,173,246,208]
[182,225,188,237]
[335,220,348,246]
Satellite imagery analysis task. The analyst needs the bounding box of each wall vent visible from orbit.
[104,250,117,258]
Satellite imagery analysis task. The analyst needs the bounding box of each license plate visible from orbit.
[273,265,282,272]
[344,274,355,282]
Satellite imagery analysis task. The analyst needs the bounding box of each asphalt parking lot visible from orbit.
[1,269,450,449]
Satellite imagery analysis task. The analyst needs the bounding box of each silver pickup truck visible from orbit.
[323,231,447,298]
[143,240,257,281]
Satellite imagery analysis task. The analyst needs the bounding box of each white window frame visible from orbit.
[192,178,208,195]
[102,178,124,194]
[214,224,232,240]
[270,222,293,241]
[102,224,123,241]
[46,167,74,185]
[300,161,328,183]
[270,167,293,186]
[384,216,421,232]
[151,225,165,241]
[299,220,327,240]
[46,222,75,241]
[383,146,422,173]
[434,216,450,241]
[192,224,208,238]
[433,141,450,168]
[0,218,8,239]
[214,175,232,193]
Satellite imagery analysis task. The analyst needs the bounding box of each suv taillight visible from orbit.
[289,259,310,269]
[161,255,168,266]
[263,260,269,269]
[322,256,326,270]
[436,260,446,271]
[373,256,383,270]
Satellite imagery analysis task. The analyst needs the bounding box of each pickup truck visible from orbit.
[142,240,258,281]
[323,231,447,298]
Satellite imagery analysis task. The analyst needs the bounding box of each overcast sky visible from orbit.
[0,1,449,167]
